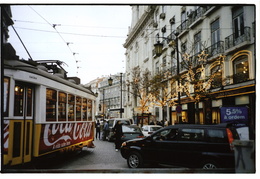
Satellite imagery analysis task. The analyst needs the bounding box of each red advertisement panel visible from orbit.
[39,122,93,155]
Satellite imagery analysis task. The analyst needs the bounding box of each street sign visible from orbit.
[176,105,182,113]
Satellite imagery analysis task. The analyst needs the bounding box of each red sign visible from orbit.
[39,122,93,155]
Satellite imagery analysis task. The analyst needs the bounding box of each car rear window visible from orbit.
[207,129,227,143]
[179,129,205,141]
[122,126,141,132]
[150,127,161,131]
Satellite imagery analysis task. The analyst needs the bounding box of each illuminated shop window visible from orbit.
[211,65,222,88]
[233,55,249,83]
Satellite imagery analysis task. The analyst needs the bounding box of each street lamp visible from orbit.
[108,73,123,118]
[154,31,182,124]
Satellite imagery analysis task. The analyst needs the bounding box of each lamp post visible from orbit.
[154,31,182,124]
[108,73,123,118]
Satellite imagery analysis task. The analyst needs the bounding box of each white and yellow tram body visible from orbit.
[3,59,96,166]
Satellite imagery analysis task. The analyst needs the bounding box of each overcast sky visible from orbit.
[8,5,132,84]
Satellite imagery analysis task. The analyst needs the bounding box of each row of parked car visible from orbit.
[105,118,249,170]
[105,118,160,142]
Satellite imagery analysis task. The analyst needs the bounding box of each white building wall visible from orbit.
[124,5,255,122]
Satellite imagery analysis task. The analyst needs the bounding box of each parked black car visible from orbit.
[121,123,243,169]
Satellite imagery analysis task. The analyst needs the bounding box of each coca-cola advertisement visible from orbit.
[39,122,93,155]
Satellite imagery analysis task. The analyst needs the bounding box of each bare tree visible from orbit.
[179,50,225,123]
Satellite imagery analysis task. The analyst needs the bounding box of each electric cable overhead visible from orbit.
[28,5,81,75]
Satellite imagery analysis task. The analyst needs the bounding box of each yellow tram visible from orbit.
[3,59,96,166]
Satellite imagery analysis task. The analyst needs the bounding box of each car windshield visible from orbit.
[150,127,161,131]
[122,126,141,132]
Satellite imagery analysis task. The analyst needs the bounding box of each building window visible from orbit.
[210,65,222,88]
[233,55,249,83]
[155,61,159,74]
[232,7,244,38]
[194,31,201,54]
[46,89,57,121]
[211,19,220,45]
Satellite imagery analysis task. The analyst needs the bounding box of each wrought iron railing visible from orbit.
[225,26,251,50]
[176,19,189,34]
[205,41,224,58]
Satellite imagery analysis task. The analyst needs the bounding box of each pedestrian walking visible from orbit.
[102,120,109,141]
[113,120,123,151]
[95,120,101,139]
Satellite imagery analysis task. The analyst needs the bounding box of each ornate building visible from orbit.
[123,5,255,132]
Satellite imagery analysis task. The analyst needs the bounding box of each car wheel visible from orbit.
[201,160,218,169]
[127,152,143,168]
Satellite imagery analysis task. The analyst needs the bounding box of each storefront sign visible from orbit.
[220,107,248,123]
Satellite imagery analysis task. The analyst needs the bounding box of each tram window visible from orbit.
[58,92,67,121]
[46,89,57,121]
[82,98,88,121]
[26,87,33,116]
[87,99,93,121]
[4,77,10,117]
[76,97,82,121]
[14,84,24,116]
[68,94,75,121]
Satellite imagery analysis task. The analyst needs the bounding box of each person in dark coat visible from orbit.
[95,120,101,139]
[113,120,123,151]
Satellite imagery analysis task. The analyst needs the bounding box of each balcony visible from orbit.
[205,41,224,58]
[176,19,189,35]
[225,26,251,51]
[188,7,204,27]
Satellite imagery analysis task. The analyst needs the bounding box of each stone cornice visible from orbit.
[123,6,156,48]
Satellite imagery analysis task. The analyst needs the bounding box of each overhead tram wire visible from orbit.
[11,25,33,61]
[28,6,80,74]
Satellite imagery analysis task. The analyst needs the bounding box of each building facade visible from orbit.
[123,5,255,130]
[88,73,126,119]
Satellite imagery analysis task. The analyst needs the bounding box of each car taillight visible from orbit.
[137,135,144,138]
[226,128,234,151]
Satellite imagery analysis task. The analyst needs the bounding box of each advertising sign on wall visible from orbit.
[220,106,248,123]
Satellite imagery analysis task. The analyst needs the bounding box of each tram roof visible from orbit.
[4,59,96,96]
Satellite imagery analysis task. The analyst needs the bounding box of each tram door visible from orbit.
[10,83,34,165]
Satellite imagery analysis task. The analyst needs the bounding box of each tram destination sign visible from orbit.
[220,106,248,123]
